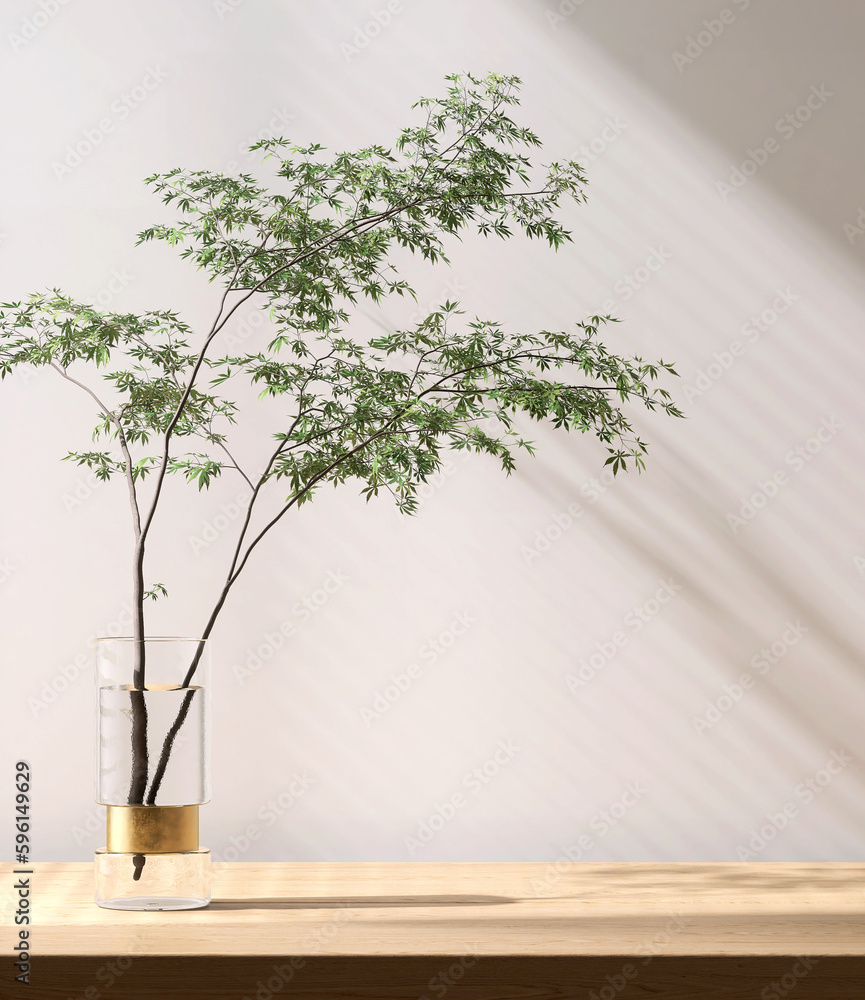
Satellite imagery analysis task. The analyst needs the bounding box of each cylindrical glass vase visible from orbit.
[94,637,211,910]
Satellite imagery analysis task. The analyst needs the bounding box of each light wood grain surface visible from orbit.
[4,862,865,959]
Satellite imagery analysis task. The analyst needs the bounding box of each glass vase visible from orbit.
[94,636,211,910]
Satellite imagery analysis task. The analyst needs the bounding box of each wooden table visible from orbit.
[4,862,865,998]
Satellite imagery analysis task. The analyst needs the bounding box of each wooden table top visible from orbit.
[4,862,865,957]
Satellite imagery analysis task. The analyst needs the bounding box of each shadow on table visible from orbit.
[545,864,865,899]
[209,894,517,910]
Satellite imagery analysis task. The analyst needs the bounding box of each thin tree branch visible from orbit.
[47,361,149,804]
[213,439,254,490]
[48,363,141,536]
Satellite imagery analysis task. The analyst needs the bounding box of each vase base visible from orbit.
[95,894,210,911]
[95,847,211,910]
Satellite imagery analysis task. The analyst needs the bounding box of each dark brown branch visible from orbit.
[48,363,150,804]
[144,688,196,806]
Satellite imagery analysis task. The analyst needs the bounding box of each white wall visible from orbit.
[2,0,864,864]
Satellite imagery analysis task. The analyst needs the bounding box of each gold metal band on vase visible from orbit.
[105,804,199,854]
